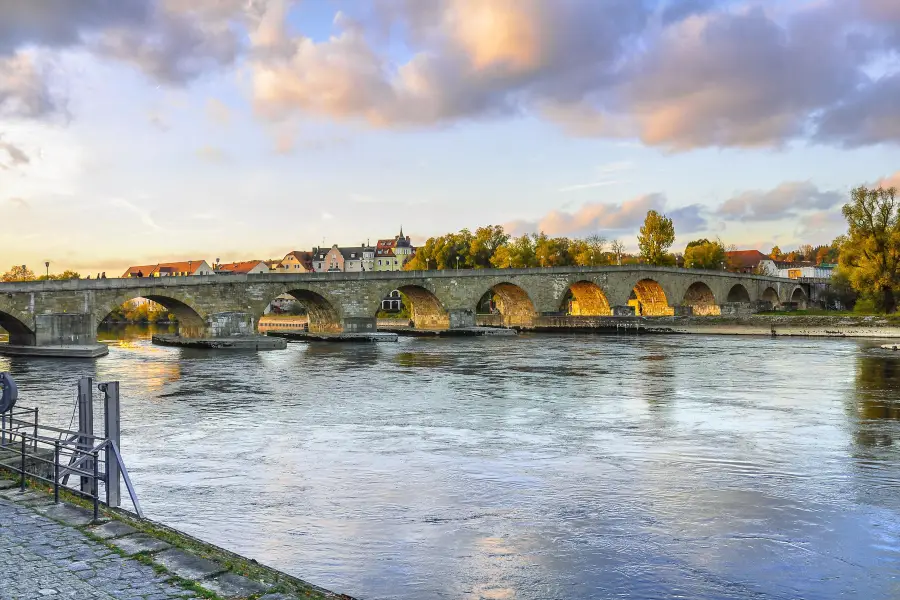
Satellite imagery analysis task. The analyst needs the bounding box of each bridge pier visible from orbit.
[612,305,636,317]
[0,313,108,358]
[448,309,476,329]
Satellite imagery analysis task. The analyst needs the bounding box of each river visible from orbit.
[1,327,899,599]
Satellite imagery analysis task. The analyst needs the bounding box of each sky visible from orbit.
[0,0,898,276]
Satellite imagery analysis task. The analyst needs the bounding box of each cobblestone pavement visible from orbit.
[0,498,196,600]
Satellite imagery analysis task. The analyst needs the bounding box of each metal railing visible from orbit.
[0,389,143,520]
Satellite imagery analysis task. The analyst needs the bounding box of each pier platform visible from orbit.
[152,334,287,350]
[0,344,109,358]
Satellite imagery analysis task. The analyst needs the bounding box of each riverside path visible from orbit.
[0,495,196,600]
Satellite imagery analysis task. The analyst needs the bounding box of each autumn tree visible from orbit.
[610,240,625,265]
[683,238,726,270]
[770,246,783,260]
[839,185,900,312]
[798,244,814,262]
[1,265,35,282]
[637,210,676,266]
[468,225,510,269]
[569,235,607,266]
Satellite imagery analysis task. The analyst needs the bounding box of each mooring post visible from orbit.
[102,382,121,509]
[77,377,94,495]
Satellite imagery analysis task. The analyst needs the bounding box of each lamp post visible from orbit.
[44,261,49,278]
[426,258,431,271]
[456,256,460,271]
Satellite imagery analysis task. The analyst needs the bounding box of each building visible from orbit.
[726,250,776,275]
[214,260,269,275]
[776,264,834,280]
[340,245,375,272]
[122,260,214,278]
[279,251,314,273]
[313,246,343,272]
[375,227,415,271]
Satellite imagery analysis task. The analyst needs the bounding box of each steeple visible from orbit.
[399,225,404,239]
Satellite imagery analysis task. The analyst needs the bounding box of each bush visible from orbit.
[853,297,878,314]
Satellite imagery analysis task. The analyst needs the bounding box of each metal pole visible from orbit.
[19,435,25,491]
[77,377,94,494]
[33,407,38,452]
[92,450,99,522]
[102,382,121,509]
[53,441,60,504]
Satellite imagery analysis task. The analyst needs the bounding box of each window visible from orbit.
[378,260,382,266]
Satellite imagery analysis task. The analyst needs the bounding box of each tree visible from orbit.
[798,244,814,261]
[570,235,607,266]
[610,240,625,265]
[683,239,726,270]
[770,246,783,260]
[1,265,35,282]
[839,185,900,313]
[637,210,676,266]
[468,225,510,269]
[490,234,538,268]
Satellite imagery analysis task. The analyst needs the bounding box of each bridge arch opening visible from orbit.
[631,279,673,316]
[99,295,207,337]
[726,284,751,303]
[0,311,35,346]
[384,285,449,330]
[761,287,779,308]
[791,287,808,309]
[560,281,611,316]
[682,282,719,316]
[276,289,342,333]
[478,283,537,327]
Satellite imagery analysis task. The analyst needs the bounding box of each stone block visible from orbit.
[612,305,636,317]
[86,520,138,540]
[153,548,224,580]
[35,503,96,526]
[109,533,171,555]
[202,572,271,598]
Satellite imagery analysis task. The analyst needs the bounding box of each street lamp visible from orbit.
[44,261,49,278]
[426,258,431,271]
[456,256,460,271]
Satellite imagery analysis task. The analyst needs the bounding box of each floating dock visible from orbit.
[0,344,109,358]
[152,334,287,350]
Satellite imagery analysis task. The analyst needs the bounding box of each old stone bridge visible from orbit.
[0,266,807,347]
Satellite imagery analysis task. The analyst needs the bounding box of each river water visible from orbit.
[1,328,899,599]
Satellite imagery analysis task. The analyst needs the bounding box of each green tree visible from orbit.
[839,185,900,312]
[683,239,726,270]
[570,235,607,266]
[637,210,676,266]
[468,225,510,268]
[534,233,573,267]
[1,265,35,282]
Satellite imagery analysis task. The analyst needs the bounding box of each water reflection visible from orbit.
[2,328,899,599]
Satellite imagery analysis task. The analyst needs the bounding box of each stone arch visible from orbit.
[480,282,537,327]
[390,285,449,330]
[726,283,751,303]
[0,309,35,345]
[561,281,611,316]
[98,293,208,337]
[631,279,673,316]
[682,281,719,316]
[281,289,342,333]
[791,287,808,309]
[761,287,779,308]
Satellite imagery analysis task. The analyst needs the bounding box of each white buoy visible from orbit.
[880,344,900,351]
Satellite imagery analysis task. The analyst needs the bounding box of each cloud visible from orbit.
[878,171,900,189]
[205,98,231,125]
[4,197,29,210]
[110,198,160,230]
[717,182,844,222]
[507,193,708,237]
[796,210,847,242]
[196,145,229,163]
[0,139,30,169]
[0,52,57,118]
[557,181,622,193]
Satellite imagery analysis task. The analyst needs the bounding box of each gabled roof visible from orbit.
[337,246,371,260]
[726,250,770,270]
[122,260,208,277]
[216,260,266,274]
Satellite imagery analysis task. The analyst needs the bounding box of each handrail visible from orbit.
[0,409,142,519]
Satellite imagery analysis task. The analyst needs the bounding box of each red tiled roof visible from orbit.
[121,260,207,277]
[216,260,265,274]
[726,250,770,270]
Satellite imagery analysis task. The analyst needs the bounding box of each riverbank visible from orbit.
[0,473,349,600]
[522,314,900,338]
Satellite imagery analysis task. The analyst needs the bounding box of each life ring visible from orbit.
[0,372,18,413]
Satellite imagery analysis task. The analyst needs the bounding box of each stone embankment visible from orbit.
[519,314,900,338]
[0,475,350,600]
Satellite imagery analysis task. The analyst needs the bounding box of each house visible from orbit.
[214,260,269,275]
[375,227,415,271]
[313,245,344,272]
[279,251,314,273]
[340,245,375,272]
[726,250,776,275]
[776,263,834,280]
[122,260,214,278]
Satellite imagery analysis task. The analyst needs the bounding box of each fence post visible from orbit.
[19,435,25,491]
[33,407,38,452]
[92,450,99,522]
[102,382,121,509]
[77,377,94,495]
[53,440,60,504]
